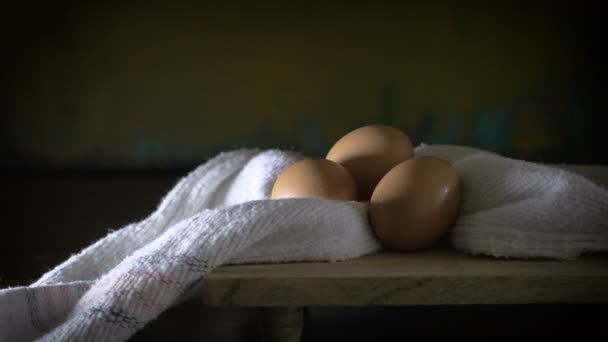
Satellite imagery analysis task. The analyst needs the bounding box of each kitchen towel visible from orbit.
[1,145,607,341]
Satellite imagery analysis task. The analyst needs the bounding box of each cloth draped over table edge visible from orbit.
[1,144,606,342]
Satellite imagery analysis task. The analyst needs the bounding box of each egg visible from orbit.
[271,158,357,201]
[369,156,461,251]
[326,125,414,200]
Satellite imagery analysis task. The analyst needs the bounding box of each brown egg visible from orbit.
[271,158,357,201]
[369,156,461,251]
[326,125,414,201]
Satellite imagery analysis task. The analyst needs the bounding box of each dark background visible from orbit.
[1,0,607,169]
[1,0,606,340]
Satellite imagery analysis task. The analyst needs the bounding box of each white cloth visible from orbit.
[415,144,608,258]
[1,145,607,341]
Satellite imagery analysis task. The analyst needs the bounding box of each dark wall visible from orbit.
[2,0,605,168]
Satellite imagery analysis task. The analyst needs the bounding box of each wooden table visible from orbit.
[200,247,608,341]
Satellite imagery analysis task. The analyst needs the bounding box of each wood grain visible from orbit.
[200,247,608,306]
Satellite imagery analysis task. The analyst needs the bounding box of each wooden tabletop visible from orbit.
[200,247,608,307]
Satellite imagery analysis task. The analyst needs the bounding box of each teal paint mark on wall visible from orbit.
[295,118,326,157]
[415,112,435,144]
[471,108,515,153]
[134,127,204,166]
[134,128,172,164]
[134,128,150,162]
[124,98,578,167]
[446,111,460,144]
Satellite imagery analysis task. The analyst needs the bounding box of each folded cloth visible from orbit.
[414,144,608,259]
[1,145,607,342]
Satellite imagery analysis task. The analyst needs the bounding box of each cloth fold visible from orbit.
[1,145,607,342]
[415,144,608,258]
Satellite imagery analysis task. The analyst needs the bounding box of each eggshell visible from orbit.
[271,158,357,201]
[369,156,461,251]
[326,125,414,200]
